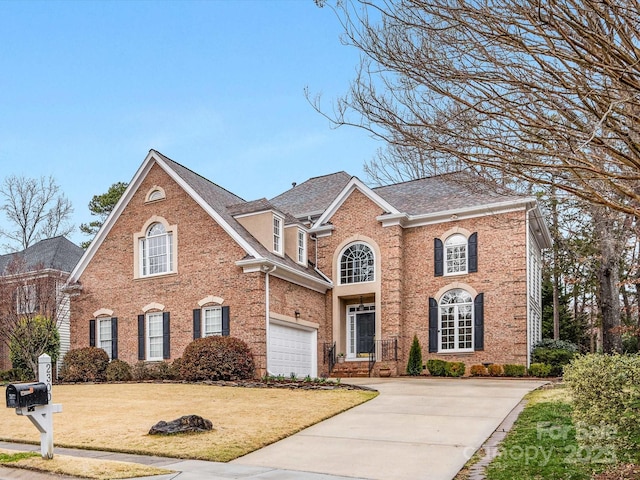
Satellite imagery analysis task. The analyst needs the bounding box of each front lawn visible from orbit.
[0,383,376,462]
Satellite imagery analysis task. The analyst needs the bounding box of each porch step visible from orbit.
[331,361,371,378]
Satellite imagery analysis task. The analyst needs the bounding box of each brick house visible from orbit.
[67,150,550,377]
[0,236,83,372]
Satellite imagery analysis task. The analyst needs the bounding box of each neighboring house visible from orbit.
[0,236,84,372]
[67,150,551,378]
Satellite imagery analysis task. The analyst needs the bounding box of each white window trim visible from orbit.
[346,304,375,359]
[146,312,164,361]
[338,242,376,285]
[273,215,284,255]
[438,290,474,353]
[444,234,468,276]
[97,317,113,360]
[133,217,178,279]
[202,306,223,337]
[297,229,307,265]
[144,185,166,203]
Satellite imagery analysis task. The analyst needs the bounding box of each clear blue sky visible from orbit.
[0,0,379,247]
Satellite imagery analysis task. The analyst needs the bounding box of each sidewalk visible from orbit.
[0,378,545,480]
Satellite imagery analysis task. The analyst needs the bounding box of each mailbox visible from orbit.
[6,382,49,409]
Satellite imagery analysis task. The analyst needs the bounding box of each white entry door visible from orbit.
[268,321,317,378]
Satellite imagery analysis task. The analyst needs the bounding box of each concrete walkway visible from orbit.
[0,378,545,480]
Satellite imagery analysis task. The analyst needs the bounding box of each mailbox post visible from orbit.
[5,354,62,459]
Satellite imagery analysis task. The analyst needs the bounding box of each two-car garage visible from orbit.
[267,319,317,378]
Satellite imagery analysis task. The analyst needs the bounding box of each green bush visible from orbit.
[406,334,423,376]
[528,362,552,377]
[0,368,31,383]
[445,361,466,377]
[469,364,487,376]
[503,364,526,377]
[487,364,503,376]
[564,354,640,462]
[426,359,447,376]
[105,359,132,382]
[60,347,109,382]
[531,339,577,376]
[180,336,255,381]
[10,315,60,378]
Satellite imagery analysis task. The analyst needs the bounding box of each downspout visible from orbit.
[525,204,535,368]
[264,265,276,376]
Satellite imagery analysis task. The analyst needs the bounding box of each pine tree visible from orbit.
[406,334,422,376]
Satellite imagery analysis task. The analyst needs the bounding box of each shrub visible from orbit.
[105,359,132,382]
[406,334,423,376]
[10,315,60,378]
[564,354,640,462]
[503,364,526,377]
[426,359,447,376]
[60,347,109,382]
[0,368,31,382]
[528,362,552,377]
[132,361,150,381]
[445,361,466,377]
[470,364,487,376]
[169,358,183,380]
[181,336,254,381]
[531,339,578,376]
[487,364,503,376]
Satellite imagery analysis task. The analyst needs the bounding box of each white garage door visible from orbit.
[268,321,316,378]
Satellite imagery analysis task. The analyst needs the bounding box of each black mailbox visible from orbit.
[6,382,49,409]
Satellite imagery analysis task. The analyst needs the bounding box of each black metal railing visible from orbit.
[324,341,336,374]
[368,338,398,376]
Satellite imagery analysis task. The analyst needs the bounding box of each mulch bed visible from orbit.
[593,464,640,480]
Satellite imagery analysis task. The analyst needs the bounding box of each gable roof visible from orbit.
[69,150,331,292]
[0,236,83,275]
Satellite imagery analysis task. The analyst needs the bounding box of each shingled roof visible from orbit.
[0,236,83,275]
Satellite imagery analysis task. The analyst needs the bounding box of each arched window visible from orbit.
[340,243,374,284]
[140,222,173,276]
[445,234,468,274]
[439,289,473,352]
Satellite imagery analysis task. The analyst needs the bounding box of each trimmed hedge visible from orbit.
[426,359,447,376]
[528,362,552,377]
[106,359,133,382]
[487,364,503,377]
[502,364,526,377]
[181,336,254,381]
[60,347,109,382]
[531,339,577,376]
[445,361,466,377]
[564,354,640,462]
[470,364,487,376]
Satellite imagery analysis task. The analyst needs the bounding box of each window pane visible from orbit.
[439,289,473,352]
[98,318,112,358]
[445,234,467,274]
[141,223,172,276]
[340,243,374,284]
[147,313,163,359]
[203,307,222,336]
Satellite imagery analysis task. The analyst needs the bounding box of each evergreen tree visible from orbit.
[406,334,423,376]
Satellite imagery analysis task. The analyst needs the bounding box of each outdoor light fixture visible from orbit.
[357,296,365,311]
[294,310,300,319]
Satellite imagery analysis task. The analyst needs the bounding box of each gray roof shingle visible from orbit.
[0,236,83,275]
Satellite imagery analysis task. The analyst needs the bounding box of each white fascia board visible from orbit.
[308,224,335,237]
[155,156,262,259]
[68,151,158,283]
[312,177,400,229]
[377,198,536,228]
[528,205,553,249]
[235,258,333,293]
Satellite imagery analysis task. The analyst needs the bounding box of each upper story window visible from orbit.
[16,284,37,314]
[273,215,283,254]
[445,234,468,275]
[297,229,306,265]
[340,242,375,284]
[145,186,166,203]
[141,222,173,276]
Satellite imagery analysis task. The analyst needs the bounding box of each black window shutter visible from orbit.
[222,306,230,336]
[111,317,118,360]
[474,293,484,351]
[434,238,443,277]
[468,232,478,273]
[89,319,96,347]
[163,312,171,359]
[137,314,145,360]
[428,298,438,353]
[193,309,201,340]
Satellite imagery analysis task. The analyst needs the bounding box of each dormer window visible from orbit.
[297,229,307,265]
[273,215,283,254]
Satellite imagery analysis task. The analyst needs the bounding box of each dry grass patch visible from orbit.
[0,449,173,479]
[0,383,376,462]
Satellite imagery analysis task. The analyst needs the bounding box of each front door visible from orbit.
[356,312,375,355]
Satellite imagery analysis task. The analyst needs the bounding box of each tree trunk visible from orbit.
[594,213,623,353]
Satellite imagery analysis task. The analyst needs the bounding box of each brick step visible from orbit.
[331,362,371,378]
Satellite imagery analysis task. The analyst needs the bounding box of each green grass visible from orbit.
[485,388,611,480]
[0,451,38,463]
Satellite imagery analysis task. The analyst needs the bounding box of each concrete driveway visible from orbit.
[233,377,546,480]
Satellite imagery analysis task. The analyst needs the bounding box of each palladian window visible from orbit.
[340,243,375,284]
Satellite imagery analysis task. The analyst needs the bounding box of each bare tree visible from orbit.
[0,175,74,251]
[312,0,640,216]
[0,255,63,378]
